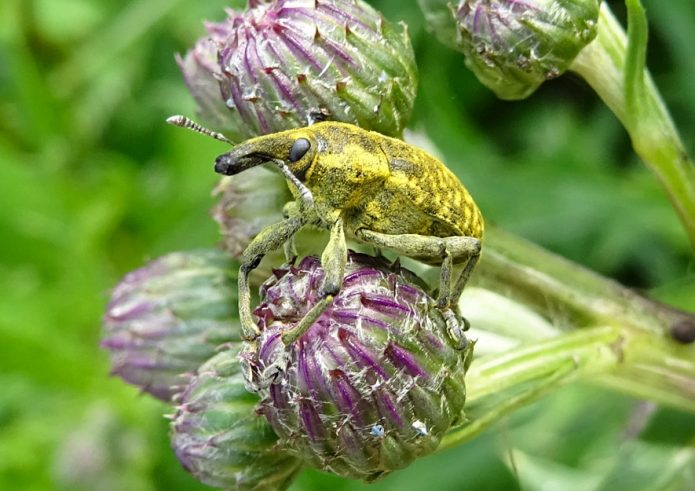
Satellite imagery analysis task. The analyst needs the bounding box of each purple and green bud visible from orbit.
[242,252,472,481]
[211,166,328,283]
[101,250,241,402]
[419,0,601,100]
[211,167,292,277]
[177,32,235,132]
[172,346,302,491]
[178,0,418,140]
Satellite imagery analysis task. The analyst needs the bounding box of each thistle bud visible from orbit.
[211,167,328,281]
[178,0,418,140]
[172,347,302,491]
[101,250,241,402]
[419,0,600,100]
[211,167,291,261]
[242,252,472,481]
[177,34,235,131]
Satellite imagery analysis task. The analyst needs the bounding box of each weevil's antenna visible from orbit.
[166,115,233,145]
[273,159,314,209]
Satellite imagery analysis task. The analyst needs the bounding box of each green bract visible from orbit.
[212,167,291,263]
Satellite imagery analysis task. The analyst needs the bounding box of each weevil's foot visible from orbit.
[443,308,469,350]
[241,323,261,342]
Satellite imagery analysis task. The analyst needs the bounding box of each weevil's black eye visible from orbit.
[289,138,311,163]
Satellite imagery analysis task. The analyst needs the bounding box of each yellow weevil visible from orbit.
[168,116,483,348]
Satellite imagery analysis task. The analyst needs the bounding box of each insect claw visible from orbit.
[442,308,468,350]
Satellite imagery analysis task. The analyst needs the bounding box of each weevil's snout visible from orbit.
[214,151,270,176]
[214,153,234,175]
[213,130,316,177]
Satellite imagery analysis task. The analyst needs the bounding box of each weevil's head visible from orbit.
[214,126,318,181]
[214,122,389,192]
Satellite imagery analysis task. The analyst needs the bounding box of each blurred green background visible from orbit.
[1,0,694,489]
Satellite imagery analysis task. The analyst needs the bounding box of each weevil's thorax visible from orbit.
[299,123,390,221]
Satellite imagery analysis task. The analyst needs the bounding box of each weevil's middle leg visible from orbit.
[281,216,347,345]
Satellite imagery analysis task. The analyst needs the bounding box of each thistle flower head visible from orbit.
[172,347,302,491]
[101,250,240,402]
[419,0,600,100]
[178,0,418,140]
[210,166,329,281]
[211,167,291,260]
[178,32,234,131]
[242,252,472,481]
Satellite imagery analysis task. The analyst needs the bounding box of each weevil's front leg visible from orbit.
[354,230,481,348]
[239,212,307,340]
[281,216,347,345]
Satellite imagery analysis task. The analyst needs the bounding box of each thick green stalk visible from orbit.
[570,1,695,247]
[475,227,694,338]
[442,322,695,450]
[443,325,624,450]
[464,226,695,415]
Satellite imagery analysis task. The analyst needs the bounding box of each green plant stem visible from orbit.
[442,323,695,450]
[475,227,694,337]
[570,1,695,247]
[599,331,695,414]
[442,325,623,450]
[466,226,695,412]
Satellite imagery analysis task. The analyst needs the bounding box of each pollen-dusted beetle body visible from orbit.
[169,116,483,347]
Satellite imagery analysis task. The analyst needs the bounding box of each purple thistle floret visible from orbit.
[178,0,418,140]
[101,250,241,402]
[242,252,472,481]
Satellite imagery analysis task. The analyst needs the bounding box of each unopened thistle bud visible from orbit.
[242,252,472,481]
[419,0,600,100]
[172,347,302,491]
[178,0,418,140]
[211,167,328,281]
[101,250,241,402]
[211,167,291,261]
[177,33,235,131]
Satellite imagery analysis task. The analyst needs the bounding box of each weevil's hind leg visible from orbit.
[239,213,307,340]
[281,216,347,345]
[437,252,455,310]
[451,252,481,306]
[354,230,481,349]
[354,230,481,303]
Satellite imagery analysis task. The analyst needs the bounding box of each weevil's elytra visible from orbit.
[169,116,483,346]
